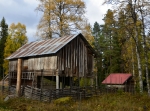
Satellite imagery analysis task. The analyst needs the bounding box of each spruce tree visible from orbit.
[93,22,105,86]
[0,17,8,78]
[102,9,122,74]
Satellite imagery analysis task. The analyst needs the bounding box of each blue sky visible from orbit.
[0,0,111,42]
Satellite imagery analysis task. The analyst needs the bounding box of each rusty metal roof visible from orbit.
[102,73,132,85]
[7,33,95,60]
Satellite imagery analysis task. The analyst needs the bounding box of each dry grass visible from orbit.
[0,92,150,111]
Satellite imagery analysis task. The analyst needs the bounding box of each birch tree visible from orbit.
[138,1,150,94]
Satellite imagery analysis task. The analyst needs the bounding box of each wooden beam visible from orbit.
[16,58,22,97]
[56,75,59,89]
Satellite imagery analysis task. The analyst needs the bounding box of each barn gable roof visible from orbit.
[102,73,132,85]
[7,33,95,60]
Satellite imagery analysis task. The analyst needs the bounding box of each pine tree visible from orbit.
[0,17,8,78]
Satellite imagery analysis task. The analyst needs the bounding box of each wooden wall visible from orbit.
[23,56,57,70]
[9,57,57,71]
[57,36,94,77]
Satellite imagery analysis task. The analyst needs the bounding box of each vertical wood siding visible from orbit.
[57,36,94,77]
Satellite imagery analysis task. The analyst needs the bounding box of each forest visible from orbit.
[0,0,150,95]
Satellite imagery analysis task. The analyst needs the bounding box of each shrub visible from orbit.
[80,78,91,87]
[54,97,73,105]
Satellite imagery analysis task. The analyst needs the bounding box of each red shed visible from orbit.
[102,73,134,92]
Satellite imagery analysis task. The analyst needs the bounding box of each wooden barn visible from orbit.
[6,33,96,96]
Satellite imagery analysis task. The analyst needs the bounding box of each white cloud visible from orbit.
[23,0,39,6]
[0,0,14,6]
[84,0,112,26]
[27,28,38,42]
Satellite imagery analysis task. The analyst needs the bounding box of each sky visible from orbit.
[0,0,111,42]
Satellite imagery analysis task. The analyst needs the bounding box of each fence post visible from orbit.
[49,90,51,102]
[78,92,82,111]
[2,68,4,94]
[30,86,33,99]
[40,69,43,101]
[8,72,10,94]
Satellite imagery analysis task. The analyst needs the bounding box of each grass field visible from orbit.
[0,91,150,111]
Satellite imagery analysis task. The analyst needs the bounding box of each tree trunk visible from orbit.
[140,8,150,94]
[135,25,143,93]
[130,0,143,93]
[131,40,136,91]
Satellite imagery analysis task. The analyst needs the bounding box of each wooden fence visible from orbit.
[1,85,96,102]
[1,85,135,102]
[23,85,94,102]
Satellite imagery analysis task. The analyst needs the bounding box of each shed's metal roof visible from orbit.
[7,33,95,60]
[102,73,132,85]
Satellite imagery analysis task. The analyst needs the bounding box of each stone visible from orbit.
[4,95,15,101]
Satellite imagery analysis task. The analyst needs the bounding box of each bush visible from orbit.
[80,78,91,87]
[54,97,73,105]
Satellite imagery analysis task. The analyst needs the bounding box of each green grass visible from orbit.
[0,92,150,111]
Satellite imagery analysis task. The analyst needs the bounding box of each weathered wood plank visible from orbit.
[9,60,17,71]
